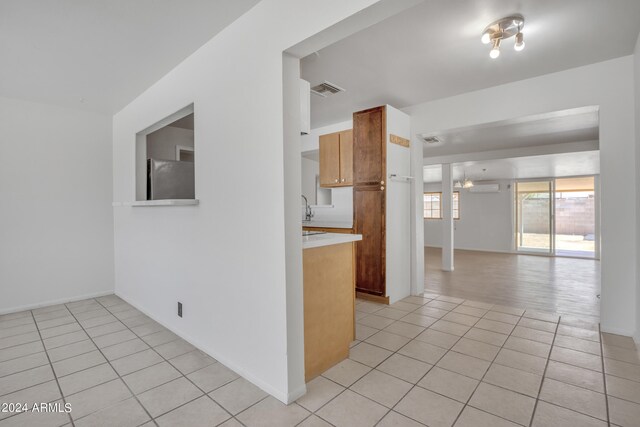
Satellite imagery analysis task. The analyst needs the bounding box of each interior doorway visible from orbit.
[515,176,597,258]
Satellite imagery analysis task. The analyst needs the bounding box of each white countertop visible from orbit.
[303,232,362,249]
[302,220,353,229]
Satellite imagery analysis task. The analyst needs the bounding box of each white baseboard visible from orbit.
[600,324,635,338]
[0,290,115,315]
[287,383,308,403]
[116,291,302,404]
[425,245,513,255]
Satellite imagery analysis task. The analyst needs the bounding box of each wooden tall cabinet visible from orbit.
[319,130,353,187]
[353,105,411,302]
[353,106,387,297]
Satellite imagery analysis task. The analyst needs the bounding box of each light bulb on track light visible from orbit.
[489,38,501,59]
[514,32,525,51]
[481,32,491,44]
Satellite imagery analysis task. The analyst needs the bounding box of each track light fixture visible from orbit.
[481,14,525,59]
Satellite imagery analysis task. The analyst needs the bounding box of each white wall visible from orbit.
[147,126,194,161]
[0,96,114,313]
[112,0,381,404]
[282,53,305,402]
[301,157,319,204]
[423,181,513,253]
[309,187,353,223]
[406,56,637,337]
[385,106,412,303]
[634,33,640,343]
[301,119,352,153]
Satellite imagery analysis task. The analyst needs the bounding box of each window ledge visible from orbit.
[113,199,199,207]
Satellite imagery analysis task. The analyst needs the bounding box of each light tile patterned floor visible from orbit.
[0,293,639,426]
[0,295,260,426]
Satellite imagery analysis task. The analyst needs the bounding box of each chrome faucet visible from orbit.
[301,195,314,221]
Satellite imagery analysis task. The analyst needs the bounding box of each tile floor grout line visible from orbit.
[598,324,611,426]
[0,348,47,368]
[0,326,40,341]
[541,349,607,374]
[527,313,560,427]
[0,354,50,380]
[377,300,470,426]
[354,299,468,426]
[230,395,271,427]
[28,309,74,427]
[35,318,78,330]
[3,292,625,427]
[98,298,242,426]
[59,357,160,386]
[83,321,129,336]
[312,300,455,426]
[384,299,541,426]
[0,376,65,403]
[163,294,613,425]
[65,298,157,426]
[416,300,568,421]
[0,336,43,353]
[458,299,614,424]
[449,303,527,427]
[33,316,77,327]
[360,302,528,384]
[47,334,141,365]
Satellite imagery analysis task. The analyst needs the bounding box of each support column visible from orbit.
[442,164,454,271]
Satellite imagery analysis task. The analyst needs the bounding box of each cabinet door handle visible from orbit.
[380,181,385,185]
[334,179,339,183]
[381,186,385,191]
[341,178,345,182]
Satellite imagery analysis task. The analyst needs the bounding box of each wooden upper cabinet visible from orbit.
[319,132,340,186]
[353,106,385,185]
[319,130,353,187]
[339,130,353,186]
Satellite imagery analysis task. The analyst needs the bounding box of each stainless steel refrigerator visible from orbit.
[147,158,195,200]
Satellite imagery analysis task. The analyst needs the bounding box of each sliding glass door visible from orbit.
[515,176,597,258]
[554,177,596,257]
[515,180,553,254]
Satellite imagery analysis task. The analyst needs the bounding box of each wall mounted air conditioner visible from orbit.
[468,184,500,193]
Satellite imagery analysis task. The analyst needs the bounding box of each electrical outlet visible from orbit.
[178,302,183,318]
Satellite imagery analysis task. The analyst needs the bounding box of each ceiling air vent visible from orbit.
[311,81,345,97]
[420,135,443,146]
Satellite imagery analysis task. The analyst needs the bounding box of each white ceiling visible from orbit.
[169,113,194,130]
[302,0,640,128]
[423,151,600,183]
[0,0,260,113]
[422,106,599,158]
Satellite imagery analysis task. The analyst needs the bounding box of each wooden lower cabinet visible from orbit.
[353,185,385,296]
[303,242,355,381]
